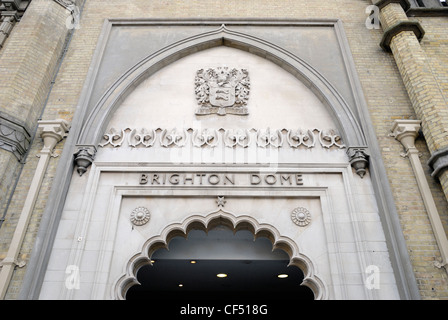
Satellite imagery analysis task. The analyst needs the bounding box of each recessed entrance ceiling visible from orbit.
[125,226,314,300]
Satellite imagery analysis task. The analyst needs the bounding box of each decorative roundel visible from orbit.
[130,207,151,226]
[291,207,311,227]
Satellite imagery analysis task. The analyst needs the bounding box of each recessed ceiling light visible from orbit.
[178,284,183,287]
[190,260,197,264]
[217,273,228,278]
[278,274,288,278]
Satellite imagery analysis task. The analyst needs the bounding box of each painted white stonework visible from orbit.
[39,46,399,300]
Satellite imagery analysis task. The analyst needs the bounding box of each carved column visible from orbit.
[373,0,448,203]
[391,120,448,273]
[0,119,69,299]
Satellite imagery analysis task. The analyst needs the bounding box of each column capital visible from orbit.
[390,119,421,151]
[38,119,70,154]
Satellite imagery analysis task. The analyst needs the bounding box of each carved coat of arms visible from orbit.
[195,67,250,116]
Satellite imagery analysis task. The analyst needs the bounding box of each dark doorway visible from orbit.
[126,226,314,301]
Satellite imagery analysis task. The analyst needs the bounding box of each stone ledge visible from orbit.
[380,20,425,51]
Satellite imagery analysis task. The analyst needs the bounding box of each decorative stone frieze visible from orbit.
[99,127,346,150]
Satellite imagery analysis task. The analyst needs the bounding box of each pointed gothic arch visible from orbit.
[77,24,366,150]
[113,209,327,300]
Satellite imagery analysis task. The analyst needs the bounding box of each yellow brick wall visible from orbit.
[1,0,447,299]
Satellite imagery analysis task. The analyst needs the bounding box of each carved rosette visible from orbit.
[130,207,151,226]
[0,115,31,161]
[291,207,311,227]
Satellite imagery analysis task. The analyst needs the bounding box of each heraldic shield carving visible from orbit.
[195,66,250,116]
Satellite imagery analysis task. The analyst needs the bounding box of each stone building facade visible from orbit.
[0,0,447,300]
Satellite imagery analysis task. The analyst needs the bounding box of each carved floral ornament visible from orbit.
[291,207,312,227]
[130,207,151,226]
[99,127,346,149]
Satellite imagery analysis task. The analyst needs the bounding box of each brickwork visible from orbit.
[0,0,75,298]
[1,0,447,299]
[376,2,448,298]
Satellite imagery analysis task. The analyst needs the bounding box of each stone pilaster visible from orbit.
[391,120,448,272]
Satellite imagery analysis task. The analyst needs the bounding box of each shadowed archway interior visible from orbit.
[126,225,314,301]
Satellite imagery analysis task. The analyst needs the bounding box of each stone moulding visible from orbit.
[113,209,327,300]
[0,114,31,161]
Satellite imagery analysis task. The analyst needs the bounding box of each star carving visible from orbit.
[216,196,226,208]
